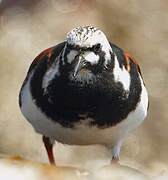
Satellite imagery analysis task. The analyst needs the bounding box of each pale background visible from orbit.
[0,0,168,177]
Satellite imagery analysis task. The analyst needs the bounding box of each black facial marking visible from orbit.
[93,43,101,53]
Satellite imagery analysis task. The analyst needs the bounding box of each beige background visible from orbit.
[0,0,168,177]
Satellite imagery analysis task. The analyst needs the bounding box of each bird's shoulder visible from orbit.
[109,42,142,75]
[27,42,66,75]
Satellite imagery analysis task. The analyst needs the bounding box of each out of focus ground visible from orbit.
[0,0,168,179]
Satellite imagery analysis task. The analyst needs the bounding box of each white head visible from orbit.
[62,26,113,77]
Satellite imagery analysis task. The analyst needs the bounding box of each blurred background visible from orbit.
[0,0,168,177]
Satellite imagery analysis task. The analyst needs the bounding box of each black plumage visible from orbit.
[29,42,142,128]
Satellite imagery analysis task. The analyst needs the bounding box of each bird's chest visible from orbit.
[43,75,128,128]
[48,74,119,109]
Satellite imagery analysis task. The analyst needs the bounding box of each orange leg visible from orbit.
[111,156,120,164]
[42,136,55,165]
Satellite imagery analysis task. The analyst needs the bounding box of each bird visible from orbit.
[19,26,148,165]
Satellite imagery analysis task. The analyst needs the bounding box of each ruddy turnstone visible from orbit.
[19,26,148,165]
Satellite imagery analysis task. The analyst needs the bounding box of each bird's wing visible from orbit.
[27,42,66,75]
[109,42,142,76]
[19,42,66,107]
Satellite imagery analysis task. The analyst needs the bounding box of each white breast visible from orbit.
[20,71,148,146]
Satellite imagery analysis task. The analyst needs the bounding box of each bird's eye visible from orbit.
[93,43,101,53]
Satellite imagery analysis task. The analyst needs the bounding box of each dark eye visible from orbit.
[93,43,101,53]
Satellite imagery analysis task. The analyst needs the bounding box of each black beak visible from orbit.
[73,55,85,77]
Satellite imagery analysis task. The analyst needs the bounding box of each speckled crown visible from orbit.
[66,26,107,48]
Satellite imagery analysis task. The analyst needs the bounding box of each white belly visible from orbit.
[20,74,148,146]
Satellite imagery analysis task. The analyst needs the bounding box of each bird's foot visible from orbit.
[42,136,55,165]
[111,156,120,164]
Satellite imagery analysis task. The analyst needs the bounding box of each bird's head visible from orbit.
[61,26,113,78]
